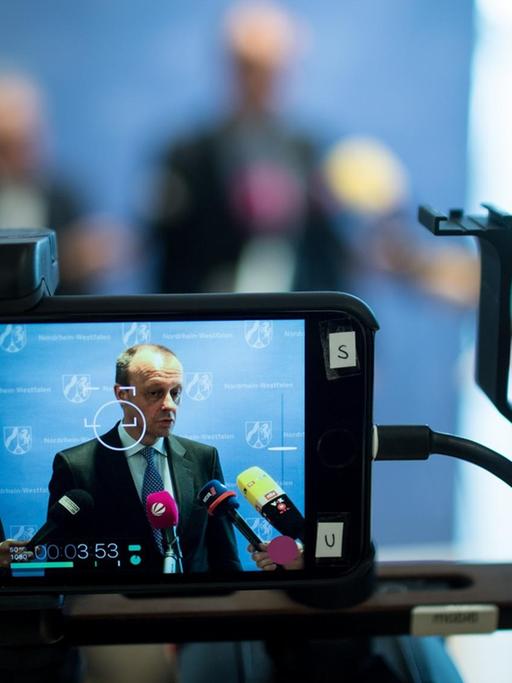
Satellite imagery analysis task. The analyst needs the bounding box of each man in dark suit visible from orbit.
[149,4,347,296]
[47,343,242,574]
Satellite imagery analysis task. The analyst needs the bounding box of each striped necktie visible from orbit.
[141,446,165,555]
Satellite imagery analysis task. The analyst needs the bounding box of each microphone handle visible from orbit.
[26,518,58,550]
[163,527,183,573]
[263,511,304,544]
[227,508,264,549]
[227,509,287,573]
[261,497,305,543]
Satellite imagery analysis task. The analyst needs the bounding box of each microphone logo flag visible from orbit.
[151,502,166,517]
[59,495,80,515]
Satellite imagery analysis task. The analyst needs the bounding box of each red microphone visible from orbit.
[145,491,182,573]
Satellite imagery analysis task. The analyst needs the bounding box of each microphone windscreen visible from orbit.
[29,488,95,548]
[198,479,239,516]
[49,489,94,525]
[146,491,179,529]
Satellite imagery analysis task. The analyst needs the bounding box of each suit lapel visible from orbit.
[166,435,195,537]
[96,425,149,537]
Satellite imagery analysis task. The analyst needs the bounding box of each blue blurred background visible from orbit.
[0,1,472,218]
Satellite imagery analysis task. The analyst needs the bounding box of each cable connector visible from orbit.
[373,425,431,461]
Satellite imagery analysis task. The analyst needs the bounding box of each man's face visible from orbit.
[114,349,183,446]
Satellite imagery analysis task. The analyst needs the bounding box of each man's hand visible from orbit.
[0,540,33,568]
[247,542,304,571]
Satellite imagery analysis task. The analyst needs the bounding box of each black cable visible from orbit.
[375,425,512,488]
[430,431,512,487]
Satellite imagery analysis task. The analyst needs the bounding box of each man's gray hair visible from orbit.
[115,344,176,385]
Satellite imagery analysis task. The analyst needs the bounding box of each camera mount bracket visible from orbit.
[419,203,512,422]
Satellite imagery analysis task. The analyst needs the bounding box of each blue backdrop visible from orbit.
[0,319,305,570]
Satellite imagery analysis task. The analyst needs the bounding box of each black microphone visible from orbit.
[236,466,305,542]
[27,489,94,550]
[198,479,264,549]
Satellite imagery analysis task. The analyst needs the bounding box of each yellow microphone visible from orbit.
[236,466,304,541]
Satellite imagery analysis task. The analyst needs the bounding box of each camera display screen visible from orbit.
[0,318,305,582]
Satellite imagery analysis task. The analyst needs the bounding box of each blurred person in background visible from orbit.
[0,72,126,294]
[148,2,347,294]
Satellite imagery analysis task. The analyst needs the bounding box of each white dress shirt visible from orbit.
[117,423,175,502]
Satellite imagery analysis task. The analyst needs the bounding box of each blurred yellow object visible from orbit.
[324,136,408,214]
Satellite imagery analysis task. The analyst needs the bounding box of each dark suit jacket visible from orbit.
[150,116,347,294]
[47,426,242,574]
